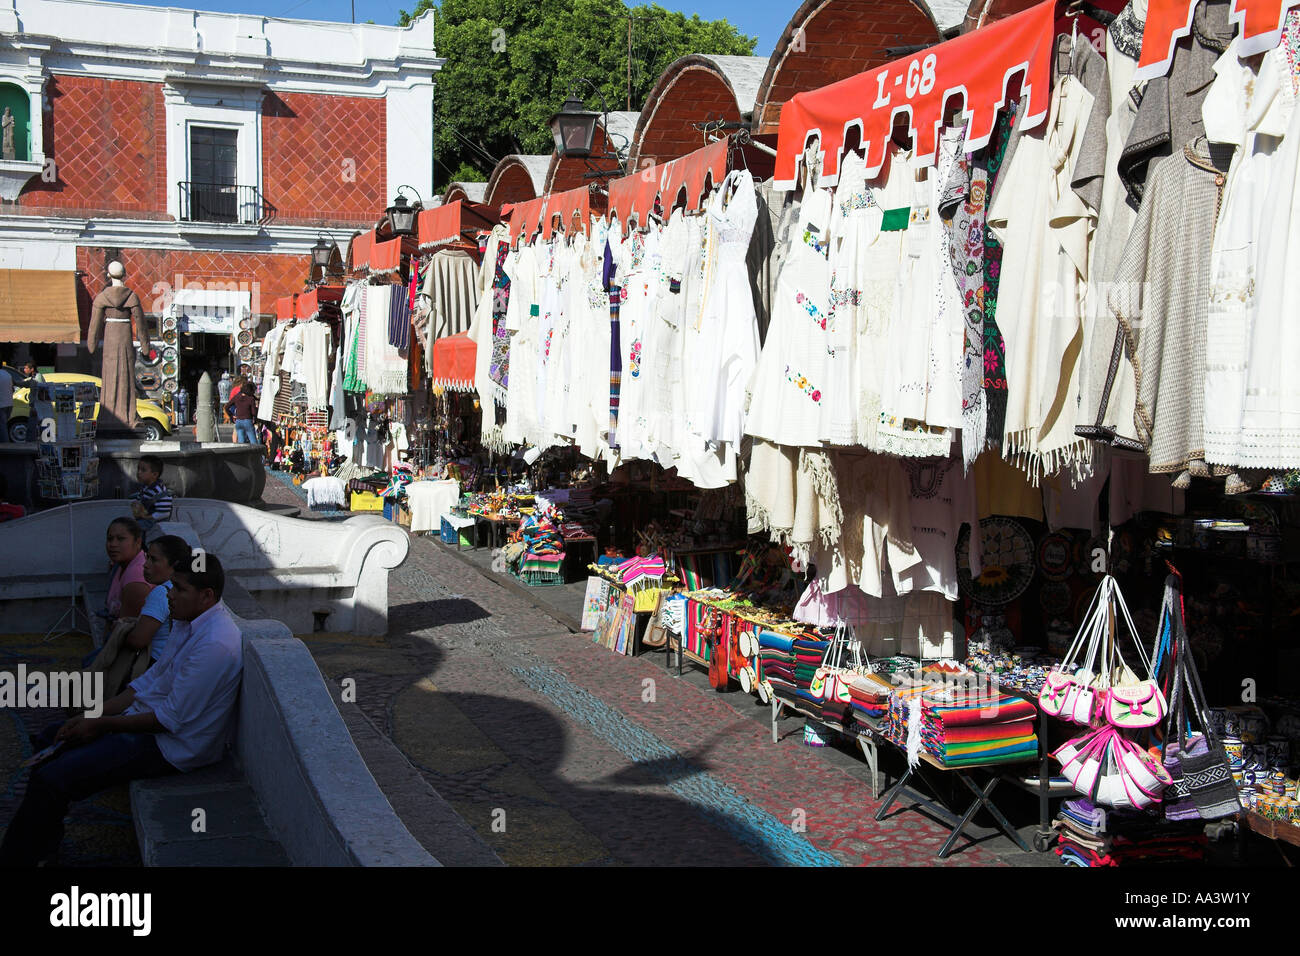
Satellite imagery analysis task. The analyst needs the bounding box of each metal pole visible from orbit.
[626,16,631,111]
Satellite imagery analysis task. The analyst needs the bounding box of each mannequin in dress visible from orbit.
[87,261,150,431]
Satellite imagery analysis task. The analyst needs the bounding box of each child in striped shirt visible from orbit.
[131,454,173,536]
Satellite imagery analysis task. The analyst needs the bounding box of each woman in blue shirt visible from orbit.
[126,534,192,663]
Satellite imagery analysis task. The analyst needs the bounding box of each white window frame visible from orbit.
[164,81,262,222]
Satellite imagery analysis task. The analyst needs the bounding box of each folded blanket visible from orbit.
[933,720,1036,744]
[925,695,1038,727]
[935,740,1039,766]
[758,632,797,653]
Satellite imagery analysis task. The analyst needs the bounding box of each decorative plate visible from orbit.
[162,329,177,345]
[162,361,177,376]
[163,379,177,393]
[958,517,1035,606]
[137,371,161,391]
[162,315,177,332]
[239,315,254,330]
[1037,532,1074,581]
[162,346,177,362]
[238,346,252,361]
[139,347,162,366]
[237,329,253,346]
[1040,581,1072,615]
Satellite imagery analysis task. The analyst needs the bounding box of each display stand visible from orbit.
[35,382,100,643]
[768,696,885,799]
[873,749,1035,858]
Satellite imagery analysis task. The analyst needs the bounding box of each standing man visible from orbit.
[0,364,12,444]
[230,377,258,445]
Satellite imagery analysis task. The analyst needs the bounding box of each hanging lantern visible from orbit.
[310,236,335,269]
[548,94,599,158]
[386,194,418,237]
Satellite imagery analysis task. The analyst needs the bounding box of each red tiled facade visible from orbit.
[261,91,387,226]
[76,246,308,315]
[18,75,169,218]
[16,75,387,228]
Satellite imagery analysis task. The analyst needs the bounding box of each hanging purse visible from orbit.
[1039,577,1110,725]
[1158,573,1241,821]
[1103,579,1167,730]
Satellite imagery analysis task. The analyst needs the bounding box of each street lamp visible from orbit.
[310,235,336,270]
[385,185,423,237]
[549,93,600,158]
[548,79,626,180]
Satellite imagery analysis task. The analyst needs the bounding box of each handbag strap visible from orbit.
[1061,576,1110,669]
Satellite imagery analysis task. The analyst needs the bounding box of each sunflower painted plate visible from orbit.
[957,517,1035,605]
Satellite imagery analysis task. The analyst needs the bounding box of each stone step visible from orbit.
[129,758,290,867]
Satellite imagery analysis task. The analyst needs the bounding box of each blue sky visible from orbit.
[108,0,788,55]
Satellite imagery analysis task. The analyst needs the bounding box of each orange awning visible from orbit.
[0,270,82,344]
[295,286,343,319]
[608,139,728,221]
[369,235,403,276]
[430,331,476,393]
[349,231,374,272]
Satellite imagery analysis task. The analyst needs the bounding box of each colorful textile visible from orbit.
[979,103,1018,448]
[489,240,512,399]
[924,694,1037,727]
[609,285,622,448]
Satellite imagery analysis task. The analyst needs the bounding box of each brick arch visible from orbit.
[629,55,762,170]
[485,155,548,208]
[753,0,944,135]
[442,182,487,205]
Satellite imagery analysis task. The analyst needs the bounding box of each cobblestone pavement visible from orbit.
[263,476,1056,867]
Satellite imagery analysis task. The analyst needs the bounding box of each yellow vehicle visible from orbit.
[9,373,170,442]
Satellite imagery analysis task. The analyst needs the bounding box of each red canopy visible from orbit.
[418,200,501,250]
[608,139,728,220]
[1137,0,1300,79]
[295,286,343,319]
[369,235,403,276]
[430,331,476,393]
[773,0,1057,188]
[349,231,373,272]
[505,186,595,242]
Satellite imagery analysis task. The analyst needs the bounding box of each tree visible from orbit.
[400,0,755,189]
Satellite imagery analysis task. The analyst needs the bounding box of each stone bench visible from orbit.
[129,604,438,866]
[0,499,408,637]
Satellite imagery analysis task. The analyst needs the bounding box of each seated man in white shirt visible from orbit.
[0,555,242,866]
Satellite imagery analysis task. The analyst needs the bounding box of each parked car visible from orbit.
[8,373,170,442]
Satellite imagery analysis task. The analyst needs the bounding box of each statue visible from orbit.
[1,108,13,162]
[87,261,150,431]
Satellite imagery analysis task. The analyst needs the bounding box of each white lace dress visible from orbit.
[744,175,831,448]
[820,148,875,447]
[877,148,962,456]
[692,169,761,451]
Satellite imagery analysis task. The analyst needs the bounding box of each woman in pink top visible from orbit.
[105,517,151,621]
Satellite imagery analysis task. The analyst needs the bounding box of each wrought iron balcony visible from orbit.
[177,182,277,226]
